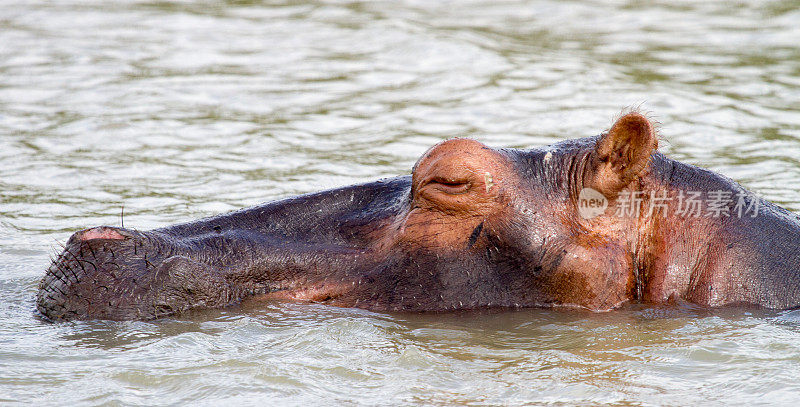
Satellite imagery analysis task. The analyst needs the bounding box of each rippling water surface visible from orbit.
[2,0,800,404]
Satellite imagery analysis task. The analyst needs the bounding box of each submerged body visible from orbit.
[37,113,800,320]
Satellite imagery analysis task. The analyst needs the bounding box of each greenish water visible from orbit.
[2,0,800,405]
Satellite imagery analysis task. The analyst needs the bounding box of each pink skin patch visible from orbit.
[248,283,350,303]
[79,227,126,241]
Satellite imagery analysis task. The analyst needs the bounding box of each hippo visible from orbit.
[36,112,800,321]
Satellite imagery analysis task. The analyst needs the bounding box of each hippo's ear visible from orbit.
[586,112,658,196]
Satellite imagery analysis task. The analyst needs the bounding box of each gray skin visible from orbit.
[36,113,800,321]
[37,179,410,320]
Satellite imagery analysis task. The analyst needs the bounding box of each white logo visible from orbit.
[578,188,608,219]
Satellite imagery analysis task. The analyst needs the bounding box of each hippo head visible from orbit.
[37,113,659,320]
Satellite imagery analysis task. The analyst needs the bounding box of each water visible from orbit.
[2,0,800,404]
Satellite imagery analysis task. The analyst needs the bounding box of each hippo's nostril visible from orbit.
[77,227,128,242]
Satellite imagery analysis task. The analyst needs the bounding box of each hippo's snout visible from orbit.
[37,227,237,321]
[73,226,129,242]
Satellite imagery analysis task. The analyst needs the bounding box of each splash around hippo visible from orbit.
[36,112,800,321]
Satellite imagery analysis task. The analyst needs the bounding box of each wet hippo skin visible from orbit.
[36,112,800,321]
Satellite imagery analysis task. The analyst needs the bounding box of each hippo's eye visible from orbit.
[427,177,471,195]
